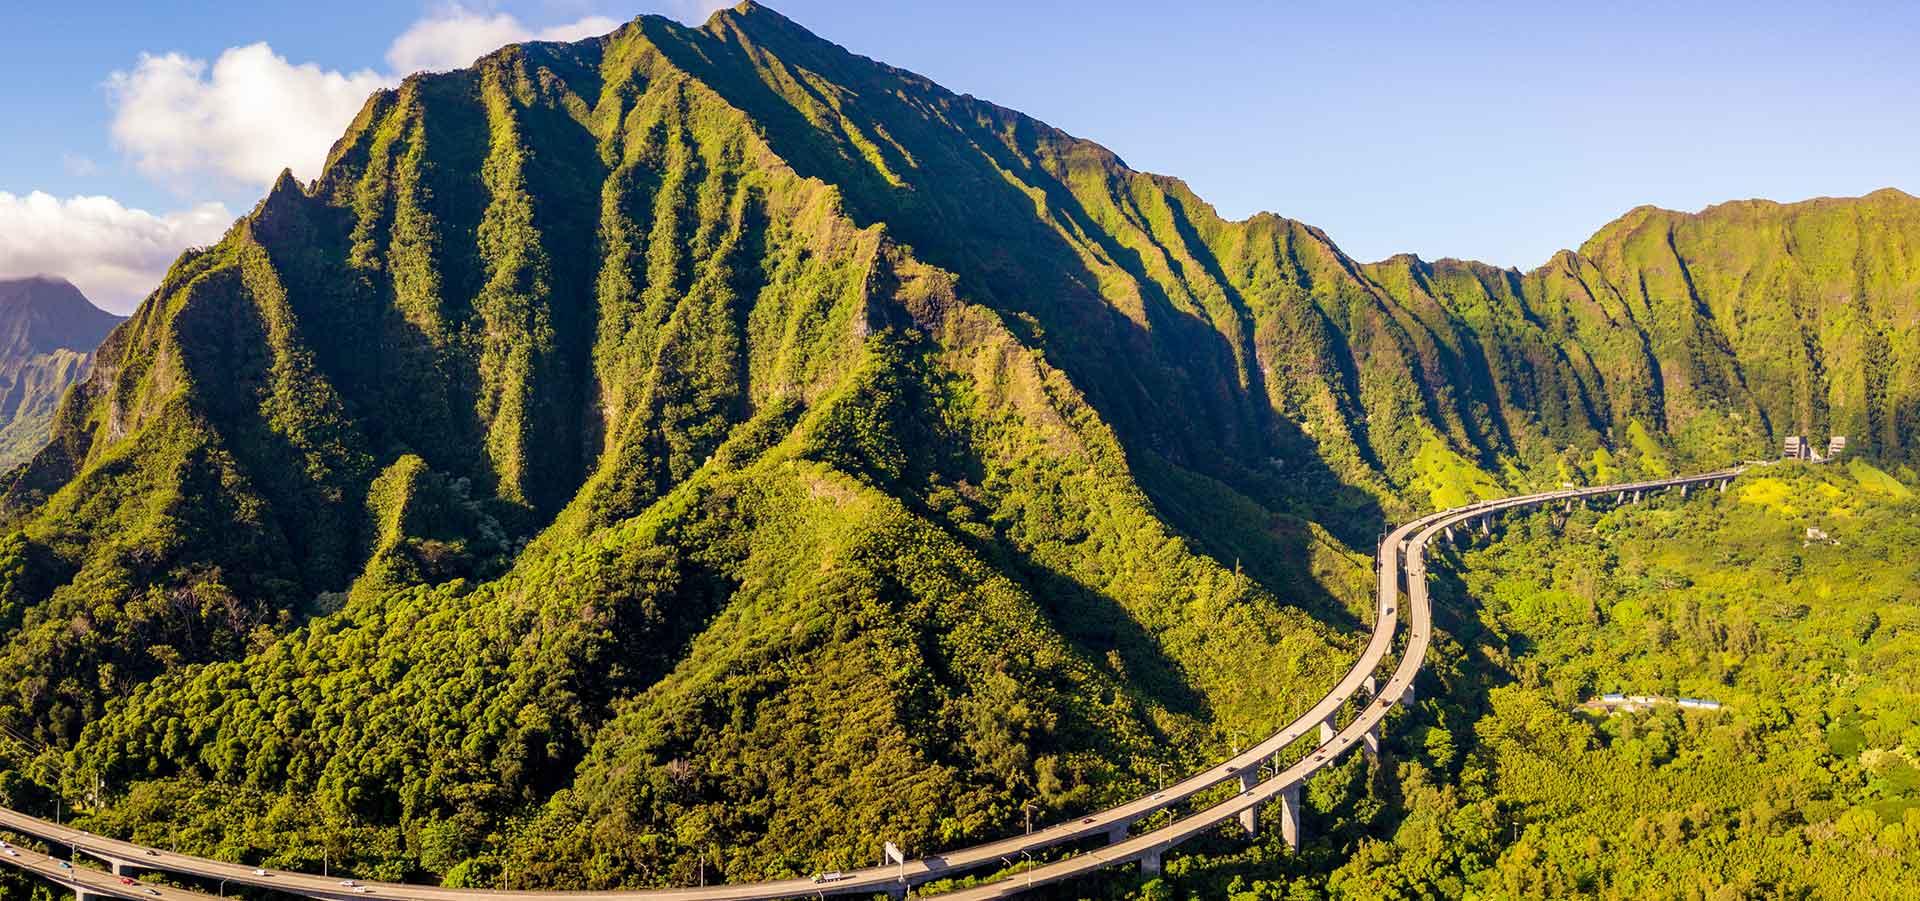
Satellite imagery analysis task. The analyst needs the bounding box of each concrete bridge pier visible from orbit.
[1140,847,1162,876]
[1399,681,1416,707]
[1362,722,1381,759]
[1237,770,1260,835]
[1318,713,1337,745]
[1363,675,1378,697]
[1105,821,1130,845]
[1719,478,1730,492]
[1278,783,1302,851]
[74,857,136,901]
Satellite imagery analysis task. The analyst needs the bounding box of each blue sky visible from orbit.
[2,1,1915,311]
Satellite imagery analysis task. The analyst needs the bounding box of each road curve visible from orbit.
[0,833,222,901]
[0,467,1747,900]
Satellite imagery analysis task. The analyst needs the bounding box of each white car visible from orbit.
[253,868,269,876]
[2,849,15,858]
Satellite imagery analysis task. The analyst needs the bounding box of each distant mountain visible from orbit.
[0,1,1915,889]
[0,276,123,469]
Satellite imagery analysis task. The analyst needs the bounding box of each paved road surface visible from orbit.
[0,833,221,900]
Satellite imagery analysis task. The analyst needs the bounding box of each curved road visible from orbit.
[0,834,221,901]
[1,467,1748,900]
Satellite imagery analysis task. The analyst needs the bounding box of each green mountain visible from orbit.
[1,1,1916,889]
[0,277,123,470]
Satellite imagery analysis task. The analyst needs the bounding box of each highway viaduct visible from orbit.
[0,467,1750,900]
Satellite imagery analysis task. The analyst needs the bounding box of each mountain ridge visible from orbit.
[0,276,124,470]
[0,3,1915,889]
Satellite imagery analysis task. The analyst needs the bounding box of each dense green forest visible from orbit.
[3,1,1920,897]
[1074,462,1919,900]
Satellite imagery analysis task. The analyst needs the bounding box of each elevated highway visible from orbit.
[1,467,1747,899]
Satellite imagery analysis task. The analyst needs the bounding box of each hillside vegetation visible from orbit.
[0,1,1917,892]
[1112,462,1920,900]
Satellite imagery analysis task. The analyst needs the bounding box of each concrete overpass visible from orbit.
[0,467,1748,899]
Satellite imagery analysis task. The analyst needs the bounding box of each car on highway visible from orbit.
[253,868,270,876]
[120,875,139,885]
[1,849,15,858]
[811,872,852,884]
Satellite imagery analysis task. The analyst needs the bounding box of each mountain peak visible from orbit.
[0,276,124,356]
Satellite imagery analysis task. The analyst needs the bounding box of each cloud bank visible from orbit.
[107,6,621,194]
[386,9,621,75]
[109,45,388,192]
[0,192,234,313]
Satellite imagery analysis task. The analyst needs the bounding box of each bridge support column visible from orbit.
[1279,783,1302,851]
[1237,770,1260,835]
[1106,822,1129,845]
[885,885,907,901]
[1399,680,1416,707]
[1362,721,1381,759]
[1680,483,1690,497]
[1476,516,1490,536]
[1140,848,1162,876]
[1319,713,1337,745]
[1720,479,1729,492]
[1363,674,1378,697]
[75,860,130,901]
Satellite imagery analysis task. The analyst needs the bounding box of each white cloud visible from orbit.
[106,7,619,195]
[108,45,387,193]
[666,0,736,24]
[386,8,620,75]
[0,191,233,313]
